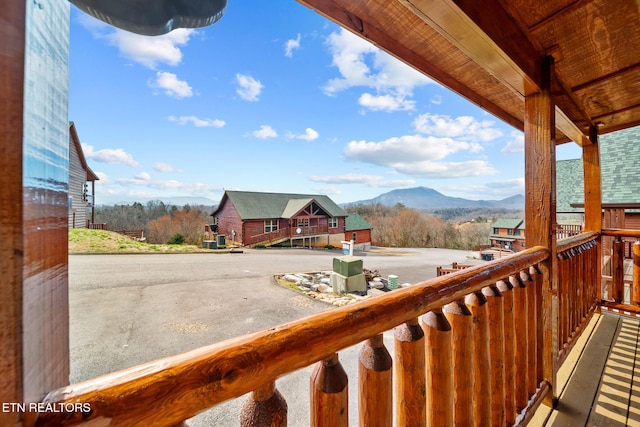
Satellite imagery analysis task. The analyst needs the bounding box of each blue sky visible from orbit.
[69,2,582,206]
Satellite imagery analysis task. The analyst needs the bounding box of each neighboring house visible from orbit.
[345,213,373,251]
[489,218,526,252]
[211,190,348,247]
[68,122,99,228]
[557,126,640,256]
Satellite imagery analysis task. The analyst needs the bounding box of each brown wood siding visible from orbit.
[244,220,269,243]
[214,199,243,244]
[348,229,372,244]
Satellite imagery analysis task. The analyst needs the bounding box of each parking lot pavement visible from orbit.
[69,247,478,426]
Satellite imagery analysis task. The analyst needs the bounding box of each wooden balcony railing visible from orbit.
[36,246,558,426]
[601,228,640,314]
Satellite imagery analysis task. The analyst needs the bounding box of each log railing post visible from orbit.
[633,240,640,306]
[394,318,426,427]
[465,291,491,426]
[358,334,392,427]
[483,285,506,427]
[240,381,288,427]
[422,309,453,426]
[510,275,529,413]
[496,279,516,425]
[613,236,625,303]
[521,270,538,398]
[310,353,348,427]
[530,266,544,386]
[444,299,474,426]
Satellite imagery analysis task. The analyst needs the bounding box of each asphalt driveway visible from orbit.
[69,247,478,426]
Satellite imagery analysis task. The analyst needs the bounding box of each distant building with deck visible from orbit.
[68,122,99,228]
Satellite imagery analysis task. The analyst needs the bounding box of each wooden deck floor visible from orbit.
[531,312,640,426]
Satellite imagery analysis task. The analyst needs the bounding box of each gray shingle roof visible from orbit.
[556,126,640,212]
[214,191,347,220]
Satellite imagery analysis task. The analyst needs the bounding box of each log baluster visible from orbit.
[310,353,348,427]
[394,318,426,427]
[613,236,625,303]
[444,300,474,426]
[483,285,506,427]
[358,334,392,427]
[521,270,538,397]
[557,251,567,349]
[422,309,453,426]
[633,240,640,305]
[240,381,287,427]
[529,265,544,386]
[496,279,516,425]
[465,291,491,426]
[510,274,528,413]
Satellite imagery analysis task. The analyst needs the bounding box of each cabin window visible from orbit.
[507,229,513,235]
[264,220,278,233]
[352,232,357,242]
[329,217,337,228]
[297,218,309,228]
[493,228,498,234]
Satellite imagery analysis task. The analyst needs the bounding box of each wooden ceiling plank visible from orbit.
[572,61,640,92]
[527,0,590,32]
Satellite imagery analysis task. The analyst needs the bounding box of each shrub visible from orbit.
[167,233,185,245]
[325,244,335,250]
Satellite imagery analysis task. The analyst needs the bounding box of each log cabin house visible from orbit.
[210,190,348,248]
[490,218,526,253]
[3,0,640,426]
[345,213,374,251]
[68,122,98,229]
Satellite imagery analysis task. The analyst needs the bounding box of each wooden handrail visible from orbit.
[36,246,550,426]
[601,228,640,239]
[556,231,599,253]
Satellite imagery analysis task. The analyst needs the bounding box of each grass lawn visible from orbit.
[68,229,212,254]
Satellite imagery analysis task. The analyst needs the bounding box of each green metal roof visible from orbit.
[345,213,373,231]
[556,126,640,212]
[214,191,347,220]
[491,218,524,229]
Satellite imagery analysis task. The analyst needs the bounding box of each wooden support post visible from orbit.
[358,334,392,427]
[633,241,640,305]
[465,292,492,426]
[444,300,474,426]
[525,55,558,408]
[510,275,529,413]
[240,381,288,427]
[496,279,516,425]
[612,237,625,303]
[483,285,506,427]
[422,309,453,426]
[310,353,348,427]
[394,319,426,427]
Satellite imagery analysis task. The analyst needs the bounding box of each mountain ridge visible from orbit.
[346,187,524,210]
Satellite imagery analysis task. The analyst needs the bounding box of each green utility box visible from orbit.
[332,256,363,277]
[331,272,366,293]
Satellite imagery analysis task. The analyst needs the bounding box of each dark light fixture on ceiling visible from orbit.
[69,0,227,36]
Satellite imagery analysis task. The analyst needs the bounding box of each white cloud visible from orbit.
[502,132,525,153]
[151,72,193,99]
[252,125,277,139]
[82,143,139,167]
[431,94,443,105]
[308,173,416,187]
[343,130,499,179]
[446,178,525,198]
[168,115,225,127]
[285,33,301,57]
[79,13,196,69]
[298,128,319,141]
[236,73,263,102]
[154,162,181,173]
[413,113,502,143]
[135,172,151,180]
[323,28,432,111]
[358,93,415,112]
[116,177,222,195]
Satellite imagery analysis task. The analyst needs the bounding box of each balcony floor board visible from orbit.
[532,312,640,426]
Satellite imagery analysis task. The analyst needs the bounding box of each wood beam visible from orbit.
[399,0,589,146]
[0,1,26,425]
[524,56,558,407]
[583,127,602,232]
